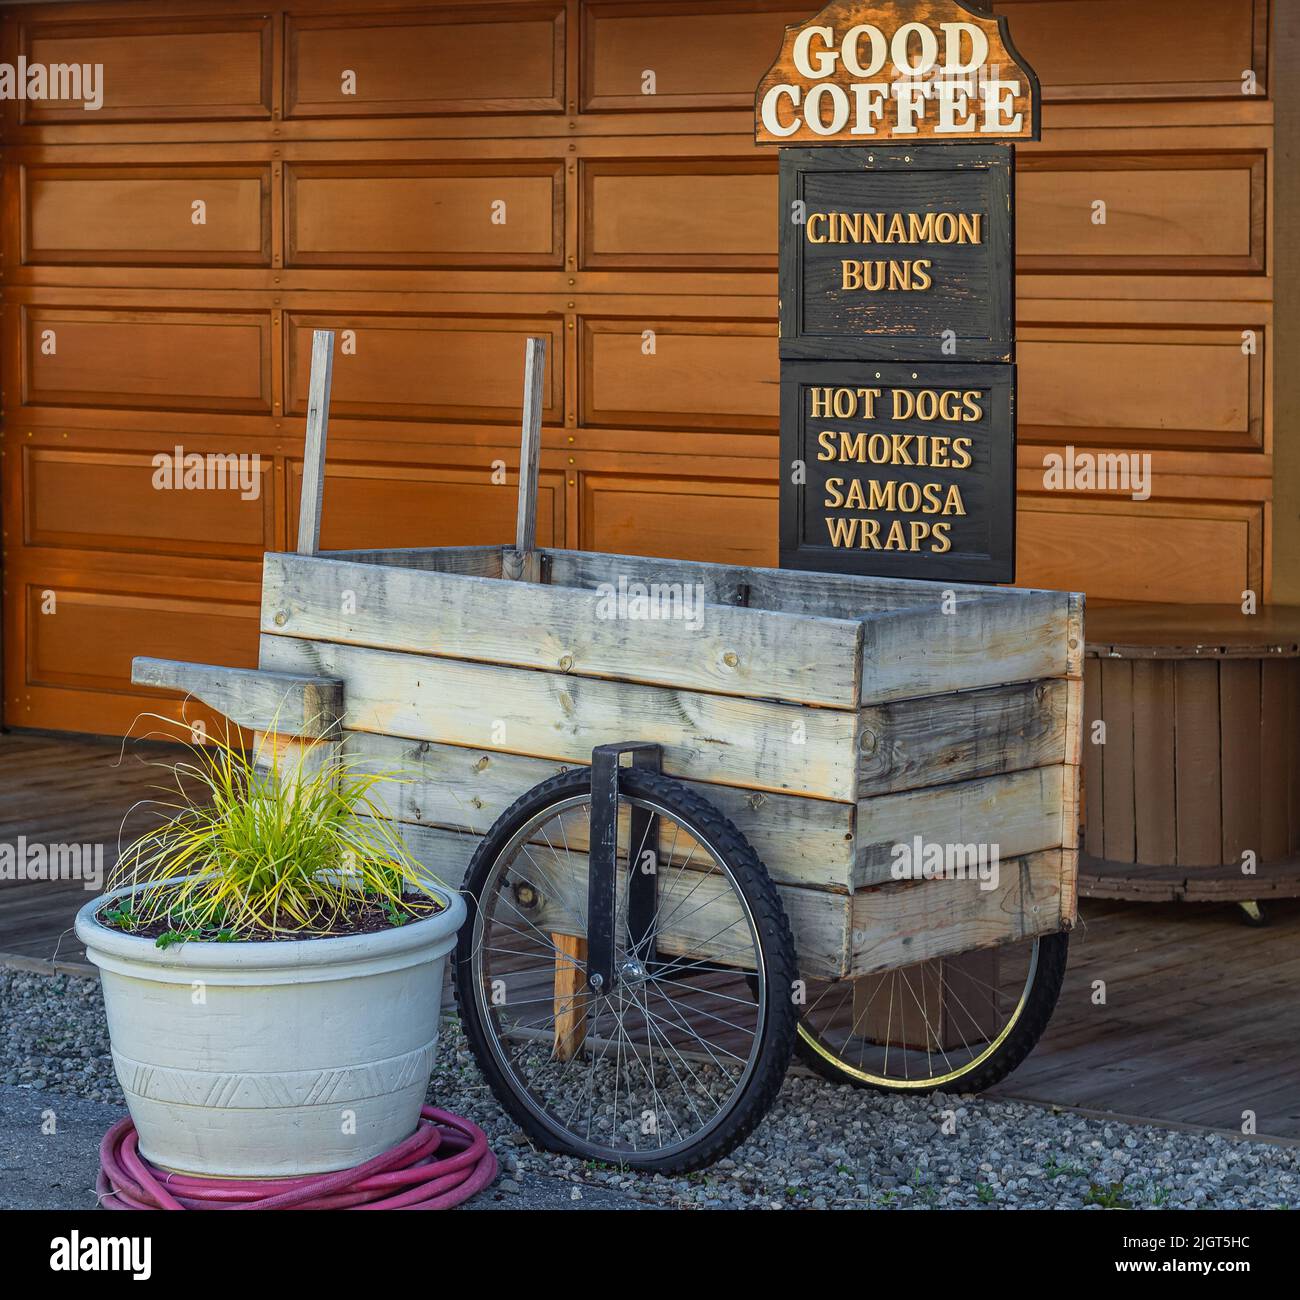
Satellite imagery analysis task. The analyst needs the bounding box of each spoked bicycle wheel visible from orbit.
[796,932,1069,1093]
[453,762,798,1173]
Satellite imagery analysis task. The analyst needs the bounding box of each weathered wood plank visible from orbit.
[1174,659,1222,866]
[333,732,856,892]
[1131,660,1177,866]
[259,637,859,801]
[297,329,334,557]
[1100,658,1135,864]
[315,545,504,577]
[857,678,1071,797]
[1259,660,1293,862]
[1066,592,1086,679]
[250,731,337,787]
[854,766,1068,889]
[1219,658,1262,868]
[543,548,1068,619]
[261,552,864,709]
[503,336,546,584]
[859,591,1076,704]
[394,821,852,978]
[133,657,342,739]
[1059,679,1084,925]
[1083,656,1104,859]
[850,850,1066,977]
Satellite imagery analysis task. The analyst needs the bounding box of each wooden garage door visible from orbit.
[0,0,1276,736]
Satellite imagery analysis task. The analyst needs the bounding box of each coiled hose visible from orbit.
[97,1106,499,1210]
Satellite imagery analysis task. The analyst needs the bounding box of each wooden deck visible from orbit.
[2,728,1297,1140]
[0,730,193,969]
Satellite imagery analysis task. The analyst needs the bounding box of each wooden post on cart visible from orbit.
[503,336,546,585]
[251,328,341,788]
[502,338,588,1060]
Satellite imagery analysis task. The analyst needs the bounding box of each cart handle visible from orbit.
[132,657,343,740]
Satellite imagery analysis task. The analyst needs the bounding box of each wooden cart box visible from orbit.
[139,541,1083,981]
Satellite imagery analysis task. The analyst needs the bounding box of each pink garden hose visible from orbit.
[97,1106,499,1210]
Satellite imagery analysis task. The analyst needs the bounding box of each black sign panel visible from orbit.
[780,145,1013,364]
[780,361,1015,583]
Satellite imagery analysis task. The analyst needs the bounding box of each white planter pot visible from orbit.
[75,884,466,1178]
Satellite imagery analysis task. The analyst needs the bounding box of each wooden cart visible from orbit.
[134,334,1084,1171]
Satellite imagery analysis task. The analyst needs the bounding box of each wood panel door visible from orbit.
[0,0,1277,736]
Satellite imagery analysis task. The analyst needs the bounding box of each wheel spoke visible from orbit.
[797,940,1044,1090]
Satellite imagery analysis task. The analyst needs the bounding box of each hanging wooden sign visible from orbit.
[756,0,1040,146]
[761,0,1036,584]
[780,361,1015,581]
[780,144,1013,362]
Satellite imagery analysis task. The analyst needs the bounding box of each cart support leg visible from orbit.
[552,933,588,1061]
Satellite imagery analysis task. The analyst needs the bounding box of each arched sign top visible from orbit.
[755,0,1040,146]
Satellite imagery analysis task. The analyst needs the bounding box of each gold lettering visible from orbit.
[889,433,915,465]
[908,212,936,243]
[939,390,964,422]
[826,516,856,547]
[807,213,984,245]
[857,387,881,419]
[839,431,868,460]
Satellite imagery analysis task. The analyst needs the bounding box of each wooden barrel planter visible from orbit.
[1081,605,1300,908]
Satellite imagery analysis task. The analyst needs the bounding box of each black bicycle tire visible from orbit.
[453,765,799,1173]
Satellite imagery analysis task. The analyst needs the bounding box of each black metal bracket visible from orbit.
[587,741,662,991]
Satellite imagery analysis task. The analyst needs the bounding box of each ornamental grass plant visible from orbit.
[104,714,439,945]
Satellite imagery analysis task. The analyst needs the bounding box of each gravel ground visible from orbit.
[3,968,1296,1210]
